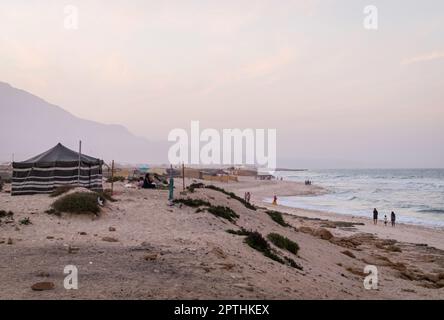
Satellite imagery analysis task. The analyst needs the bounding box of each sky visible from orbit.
[0,0,443,168]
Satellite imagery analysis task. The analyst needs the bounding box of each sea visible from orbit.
[270,169,444,228]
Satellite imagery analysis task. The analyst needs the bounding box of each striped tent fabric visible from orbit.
[12,143,103,196]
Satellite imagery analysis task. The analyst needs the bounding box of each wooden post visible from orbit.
[168,164,174,201]
[182,163,185,191]
[111,160,115,195]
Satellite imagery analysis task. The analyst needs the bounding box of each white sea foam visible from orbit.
[272,169,444,228]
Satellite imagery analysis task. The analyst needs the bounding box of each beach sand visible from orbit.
[222,177,444,251]
[0,178,443,299]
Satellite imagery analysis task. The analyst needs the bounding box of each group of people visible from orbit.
[137,173,157,189]
[373,208,396,227]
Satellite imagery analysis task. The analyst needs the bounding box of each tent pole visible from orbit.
[78,140,82,187]
[111,160,115,195]
[182,163,185,191]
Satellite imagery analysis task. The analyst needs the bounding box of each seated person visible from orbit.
[137,176,144,189]
[142,173,156,189]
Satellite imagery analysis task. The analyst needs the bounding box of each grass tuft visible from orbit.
[207,206,239,222]
[244,231,302,269]
[186,183,256,210]
[283,256,303,270]
[51,192,101,215]
[266,210,290,227]
[0,210,14,218]
[205,185,256,210]
[267,233,299,255]
[19,217,32,225]
[245,231,284,264]
[174,197,239,222]
[187,183,205,193]
[173,198,211,208]
[226,228,250,236]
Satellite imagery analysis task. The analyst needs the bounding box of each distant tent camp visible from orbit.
[12,143,103,196]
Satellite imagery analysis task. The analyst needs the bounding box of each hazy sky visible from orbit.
[1,0,443,167]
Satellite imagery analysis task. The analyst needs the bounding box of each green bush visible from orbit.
[245,231,284,263]
[207,206,239,222]
[245,231,270,253]
[226,228,250,236]
[244,231,303,268]
[174,197,239,223]
[0,210,14,218]
[187,182,205,192]
[186,183,256,210]
[284,256,303,270]
[266,210,289,227]
[50,186,74,197]
[264,251,285,264]
[173,198,211,208]
[52,192,101,215]
[206,185,256,210]
[267,233,299,255]
[19,217,32,225]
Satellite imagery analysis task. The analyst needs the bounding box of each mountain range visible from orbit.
[0,82,168,164]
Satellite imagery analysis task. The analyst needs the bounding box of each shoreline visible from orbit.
[268,200,444,231]
[218,177,444,251]
[269,196,444,231]
[263,202,444,251]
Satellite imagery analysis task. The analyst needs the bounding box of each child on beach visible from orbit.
[137,177,144,189]
[384,214,388,226]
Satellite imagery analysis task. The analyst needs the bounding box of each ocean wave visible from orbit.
[417,209,444,214]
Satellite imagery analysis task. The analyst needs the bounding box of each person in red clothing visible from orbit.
[272,195,278,205]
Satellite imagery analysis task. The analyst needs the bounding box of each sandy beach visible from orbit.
[223,177,444,251]
[0,178,443,299]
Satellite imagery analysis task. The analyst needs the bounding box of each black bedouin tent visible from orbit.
[12,143,103,195]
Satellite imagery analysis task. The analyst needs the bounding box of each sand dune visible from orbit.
[0,178,443,299]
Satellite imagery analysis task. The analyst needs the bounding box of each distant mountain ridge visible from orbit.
[0,82,168,164]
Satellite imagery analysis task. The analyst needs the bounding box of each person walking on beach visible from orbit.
[391,211,396,227]
[384,214,388,226]
[246,192,251,204]
[373,208,379,225]
[272,195,278,205]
